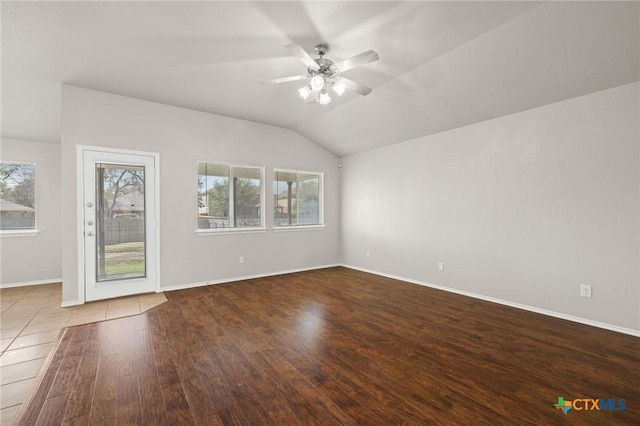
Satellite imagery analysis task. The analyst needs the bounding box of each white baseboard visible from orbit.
[43,264,639,337]
[342,264,640,338]
[60,265,340,306]
[61,300,83,308]
[0,278,62,289]
[161,264,341,292]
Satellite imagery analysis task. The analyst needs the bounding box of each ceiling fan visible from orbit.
[262,43,379,105]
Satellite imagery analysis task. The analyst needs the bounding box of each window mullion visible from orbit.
[228,166,235,228]
[296,174,300,225]
[287,180,293,225]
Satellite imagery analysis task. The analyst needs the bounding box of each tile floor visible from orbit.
[0,283,167,425]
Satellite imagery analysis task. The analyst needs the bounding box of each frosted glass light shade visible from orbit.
[310,75,325,90]
[298,85,311,99]
[318,90,331,105]
[332,81,346,96]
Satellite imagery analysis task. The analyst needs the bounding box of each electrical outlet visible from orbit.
[580,284,592,298]
[239,256,245,264]
[365,250,371,258]
[438,262,444,272]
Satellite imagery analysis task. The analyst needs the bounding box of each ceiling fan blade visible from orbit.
[261,75,308,85]
[331,50,379,73]
[286,44,320,71]
[341,78,373,96]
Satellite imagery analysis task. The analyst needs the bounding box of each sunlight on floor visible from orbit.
[0,283,167,425]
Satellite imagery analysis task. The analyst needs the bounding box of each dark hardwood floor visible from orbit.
[18,267,639,425]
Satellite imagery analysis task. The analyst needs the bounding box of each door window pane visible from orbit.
[95,163,146,281]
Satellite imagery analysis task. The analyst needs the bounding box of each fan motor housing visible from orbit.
[310,57,335,77]
[314,43,330,57]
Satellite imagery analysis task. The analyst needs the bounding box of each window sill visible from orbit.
[273,225,325,232]
[196,227,267,236]
[0,229,40,237]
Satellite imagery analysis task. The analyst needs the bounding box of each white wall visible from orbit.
[0,138,62,286]
[61,85,340,304]
[341,82,640,332]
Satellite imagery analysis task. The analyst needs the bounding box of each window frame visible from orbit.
[0,160,38,236]
[273,168,324,230]
[196,161,266,235]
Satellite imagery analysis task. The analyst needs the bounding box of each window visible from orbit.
[198,162,264,230]
[274,170,323,227]
[0,162,36,231]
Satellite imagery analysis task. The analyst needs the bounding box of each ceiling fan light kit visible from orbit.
[263,43,379,105]
[310,75,325,90]
[332,80,346,96]
[298,85,312,99]
[318,89,331,105]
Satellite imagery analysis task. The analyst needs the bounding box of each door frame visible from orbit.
[76,145,161,304]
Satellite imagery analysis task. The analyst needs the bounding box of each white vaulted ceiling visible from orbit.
[1,1,638,157]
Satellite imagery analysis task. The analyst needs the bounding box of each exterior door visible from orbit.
[81,148,158,302]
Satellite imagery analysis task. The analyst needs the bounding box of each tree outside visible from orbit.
[205,177,260,224]
[198,163,263,229]
[96,164,146,281]
[0,163,36,230]
[99,166,144,217]
[0,163,35,209]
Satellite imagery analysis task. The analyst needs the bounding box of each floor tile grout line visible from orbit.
[0,357,48,387]
[4,332,61,355]
[0,378,36,412]
[0,323,31,358]
[1,376,40,401]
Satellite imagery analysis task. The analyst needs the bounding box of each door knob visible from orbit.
[87,220,94,226]
[87,231,94,236]
[86,202,93,208]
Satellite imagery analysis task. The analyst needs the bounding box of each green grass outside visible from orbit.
[105,259,145,277]
[100,241,145,278]
[105,241,145,254]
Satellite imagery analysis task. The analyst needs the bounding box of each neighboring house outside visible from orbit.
[107,191,144,218]
[274,189,297,215]
[274,186,319,226]
[99,192,145,244]
[0,198,35,229]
